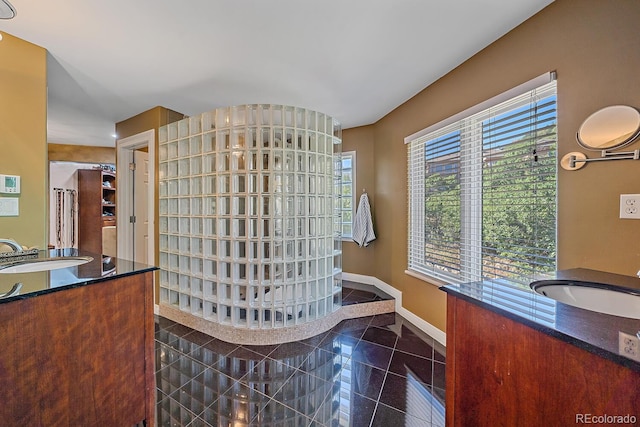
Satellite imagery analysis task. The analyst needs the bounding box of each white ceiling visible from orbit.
[0,0,553,147]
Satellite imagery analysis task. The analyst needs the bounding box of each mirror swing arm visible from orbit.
[561,105,640,171]
[564,148,640,170]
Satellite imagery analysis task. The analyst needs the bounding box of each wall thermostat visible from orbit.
[0,174,20,194]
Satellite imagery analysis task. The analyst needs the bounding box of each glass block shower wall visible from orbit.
[158,105,342,332]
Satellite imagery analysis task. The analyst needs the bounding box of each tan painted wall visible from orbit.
[48,143,115,164]
[0,33,47,249]
[341,126,378,273]
[342,0,640,332]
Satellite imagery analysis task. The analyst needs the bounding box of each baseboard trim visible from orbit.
[342,272,446,347]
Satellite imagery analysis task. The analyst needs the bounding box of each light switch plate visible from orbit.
[619,194,640,219]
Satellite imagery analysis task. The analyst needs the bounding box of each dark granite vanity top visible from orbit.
[0,248,157,305]
[441,268,640,372]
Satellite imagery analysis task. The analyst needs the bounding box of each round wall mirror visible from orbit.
[576,105,640,150]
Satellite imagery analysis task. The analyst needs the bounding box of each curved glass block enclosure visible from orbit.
[158,105,342,344]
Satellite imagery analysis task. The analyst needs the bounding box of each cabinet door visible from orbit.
[446,296,640,426]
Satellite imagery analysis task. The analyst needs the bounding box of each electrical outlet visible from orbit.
[618,331,640,362]
[619,194,640,219]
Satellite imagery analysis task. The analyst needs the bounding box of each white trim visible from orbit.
[404,71,556,144]
[342,272,446,346]
[154,304,160,316]
[116,129,155,264]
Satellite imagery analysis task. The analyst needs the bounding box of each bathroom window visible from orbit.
[406,73,557,286]
[340,151,355,239]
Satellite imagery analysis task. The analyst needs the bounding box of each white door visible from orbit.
[116,129,155,265]
[133,150,149,264]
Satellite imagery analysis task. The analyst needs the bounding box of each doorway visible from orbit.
[116,129,155,265]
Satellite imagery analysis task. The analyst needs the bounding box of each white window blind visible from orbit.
[407,75,557,287]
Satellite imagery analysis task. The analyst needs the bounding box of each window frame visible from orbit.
[340,151,356,240]
[405,72,557,286]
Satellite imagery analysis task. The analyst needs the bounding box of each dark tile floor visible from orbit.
[155,284,446,427]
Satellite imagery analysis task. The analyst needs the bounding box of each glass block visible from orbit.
[204,197,216,216]
[249,241,259,260]
[191,237,203,256]
[179,256,191,274]
[179,138,190,157]
[178,118,190,139]
[168,179,179,196]
[179,198,190,215]
[220,197,231,216]
[179,236,190,254]
[274,129,283,149]
[190,156,202,175]
[159,199,168,215]
[159,125,168,143]
[216,108,230,129]
[203,280,217,300]
[179,217,190,235]
[191,297,204,316]
[204,218,216,236]
[159,234,169,251]
[308,175,316,194]
[249,218,258,239]
[159,217,168,233]
[231,127,245,149]
[203,175,216,194]
[159,144,168,162]
[168,122,178,141]
[220,240,231,258]
[218,153,229,172]
[191,277,203,296]
[188,116,201,135]
[203,132,215,152]
[284,128,295,151]
[218,218,231,237]
[232,152,245,171]
[159,162,168,180]
[191,217,202,235]
[202,111,215,131]
[217,130,230,150]
[247,128,258,149]
[274,217,283,237]
[179,179,189,195]
[204,259,217,278]
[233,176,246,195]
[190,177,202,195]
[169,217,179,234]
[169,291,179,307]
[167,160,178,178]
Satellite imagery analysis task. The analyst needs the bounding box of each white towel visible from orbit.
[352,192,376,247]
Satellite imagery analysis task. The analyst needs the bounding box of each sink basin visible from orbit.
[0,256,93,274]
[530,280,640,319]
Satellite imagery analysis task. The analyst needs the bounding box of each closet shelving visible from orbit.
[78,168,117,275]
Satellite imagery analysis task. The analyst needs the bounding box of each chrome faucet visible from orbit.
[0,239,23,252]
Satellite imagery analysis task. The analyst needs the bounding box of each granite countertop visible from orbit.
[441,268,640,372]
[0,248,157,305]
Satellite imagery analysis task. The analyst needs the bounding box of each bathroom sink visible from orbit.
[530,280,640,319]
[0,256,93,274]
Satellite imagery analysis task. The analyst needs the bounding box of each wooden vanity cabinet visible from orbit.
[446,296,640,426]
[0,272,155,426]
